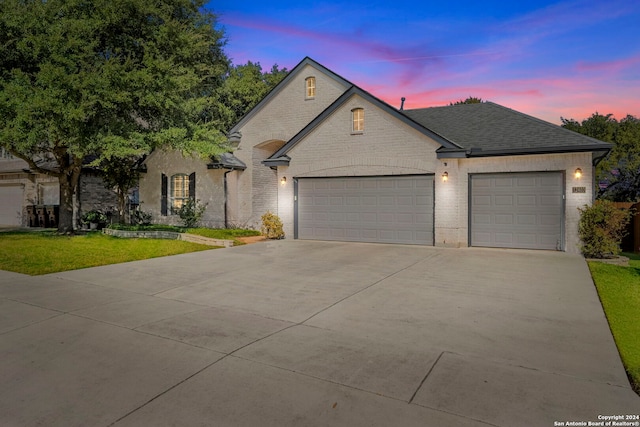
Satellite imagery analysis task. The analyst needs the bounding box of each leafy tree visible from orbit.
[0,0,230,233]
[99,156,142,224]
[561,113,640,201]
[216,61,288,130]
[450,97,484,105]
[98,60,288,225]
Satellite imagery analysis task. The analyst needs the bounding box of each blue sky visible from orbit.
[208,0,640,124]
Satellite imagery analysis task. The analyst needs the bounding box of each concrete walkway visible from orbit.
[0,241,638,426]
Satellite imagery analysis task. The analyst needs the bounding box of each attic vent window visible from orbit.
[305,77,316,99]
[352,108,364,133]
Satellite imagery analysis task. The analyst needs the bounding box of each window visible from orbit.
[0,147,14,159]
[161,172,195,216]
[170,174,189,213]
[305,77,316,99]
[352,108,364,133]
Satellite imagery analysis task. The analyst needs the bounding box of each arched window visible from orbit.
[305,76,316,99]
[161,172,195,215]
[352,108,364,133]
[171,174,190,213]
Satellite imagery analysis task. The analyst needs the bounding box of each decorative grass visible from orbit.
[588,252,640,393]
[0,231,212,276]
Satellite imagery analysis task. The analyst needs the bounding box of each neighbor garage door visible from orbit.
[470,172,564,250]
[0,185,24,226]
[296,175,434,245]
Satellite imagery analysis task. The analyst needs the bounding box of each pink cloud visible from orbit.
[575,54,640,74]
[218,5,639,126]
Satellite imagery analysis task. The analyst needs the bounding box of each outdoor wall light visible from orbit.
[442,171,448,182]
[574,168,582,179]
[280,176,287,185]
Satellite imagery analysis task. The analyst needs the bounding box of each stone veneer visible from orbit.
[102,228,233,247]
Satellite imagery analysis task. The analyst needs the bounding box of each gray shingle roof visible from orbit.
[207,152,247,170]
[265,86,458,164]
[403,102,611,157]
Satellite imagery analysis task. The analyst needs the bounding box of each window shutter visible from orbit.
[189,172,196,200]
[161,173,168,216]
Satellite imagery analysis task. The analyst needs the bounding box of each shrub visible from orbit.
[81,210,107,224]
[131,209,152,226]
[578,200,631,258]
[177,198,207,228]
[261,211,285,239]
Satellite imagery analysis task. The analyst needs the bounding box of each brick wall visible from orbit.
[275,94,441,238]
[270,93,592,253]
[78,172,119,221]
[232,64,350,229]
[138,150,226,228]
[433,152,593,253]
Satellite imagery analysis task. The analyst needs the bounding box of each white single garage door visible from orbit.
[470,172,564,250]
[0,185,24,226]
[296,175,434,245]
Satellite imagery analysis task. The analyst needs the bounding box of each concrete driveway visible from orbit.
[0,241,638,426]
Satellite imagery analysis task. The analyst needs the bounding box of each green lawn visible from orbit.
[0,230,212,275]
[588,252,640,393]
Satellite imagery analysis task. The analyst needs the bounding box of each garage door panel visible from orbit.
[516,177,536,186]
[473,195,492,207]
[517,195,536,206]
[331,229,345,238]
[0,186,23,226]
[540,214,562,226]
[516,234,536,245]
[496,214,514,225]
[297,176,433,245]
[473,213,491,225]
[495,177,514,187]
[540,195,561,206]
[470,172,563,250]
[495,195,514,206]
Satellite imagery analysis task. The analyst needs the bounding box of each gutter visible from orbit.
[437,144,612,159]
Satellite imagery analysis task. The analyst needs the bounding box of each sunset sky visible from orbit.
[208,0,639,124]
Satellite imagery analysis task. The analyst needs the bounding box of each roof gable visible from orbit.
[403,102,612,157]
[265,86,458,164]
[228,57,352,135]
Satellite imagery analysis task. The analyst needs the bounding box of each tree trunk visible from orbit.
[57,166,82,234]
[58,177,75,233]
[117,188,126,224]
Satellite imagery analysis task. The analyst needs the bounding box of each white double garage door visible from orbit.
[295,172,564,250]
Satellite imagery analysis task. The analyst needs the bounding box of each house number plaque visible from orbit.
[572,187,586,193]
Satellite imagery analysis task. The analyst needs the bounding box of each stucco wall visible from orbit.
[138,150,226,227]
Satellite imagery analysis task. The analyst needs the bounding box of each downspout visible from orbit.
[224,170,233,229]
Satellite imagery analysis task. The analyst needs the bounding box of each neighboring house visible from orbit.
[0,148,119,227]
[139,57,611,252]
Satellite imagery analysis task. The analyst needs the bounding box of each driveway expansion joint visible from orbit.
[409,351,445,404]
